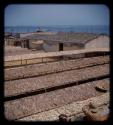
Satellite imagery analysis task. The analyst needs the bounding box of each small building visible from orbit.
[5,37,30,49]
[21,32,57,50]
[42,32,110,52]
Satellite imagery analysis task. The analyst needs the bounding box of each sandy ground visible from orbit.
[5,46,45,56]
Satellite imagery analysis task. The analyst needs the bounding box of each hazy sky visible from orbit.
[5,4,109,26]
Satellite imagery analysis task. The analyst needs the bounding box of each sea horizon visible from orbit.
[5,25,109,35]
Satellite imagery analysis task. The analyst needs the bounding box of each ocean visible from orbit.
[5,25,109,35]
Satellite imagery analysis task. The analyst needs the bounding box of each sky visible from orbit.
[5,4,109,26]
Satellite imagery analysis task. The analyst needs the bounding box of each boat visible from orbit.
[36,27,44,32]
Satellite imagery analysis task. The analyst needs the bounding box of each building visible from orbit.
[5,32,109,52]
[42,32,110,52]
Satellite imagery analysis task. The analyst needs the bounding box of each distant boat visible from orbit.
[36,27,44,32]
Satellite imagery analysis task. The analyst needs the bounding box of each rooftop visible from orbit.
[22,32,105,46]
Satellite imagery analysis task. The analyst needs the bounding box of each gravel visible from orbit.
[5,56,109,81]
[4,79,110,120]
[5,64,109,97]
[18,93,109,121]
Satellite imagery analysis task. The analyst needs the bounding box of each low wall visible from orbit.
[4,57,60,67]
[4,48,109,68]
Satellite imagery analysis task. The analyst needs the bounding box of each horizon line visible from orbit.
[5,24,109,27]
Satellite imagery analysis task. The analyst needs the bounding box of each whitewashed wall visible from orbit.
[43,42,83,52]
[63,45,83,51]
[85,35,110,49]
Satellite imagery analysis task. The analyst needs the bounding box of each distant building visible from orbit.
[5,32,109,52]
[42,32,110,52]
